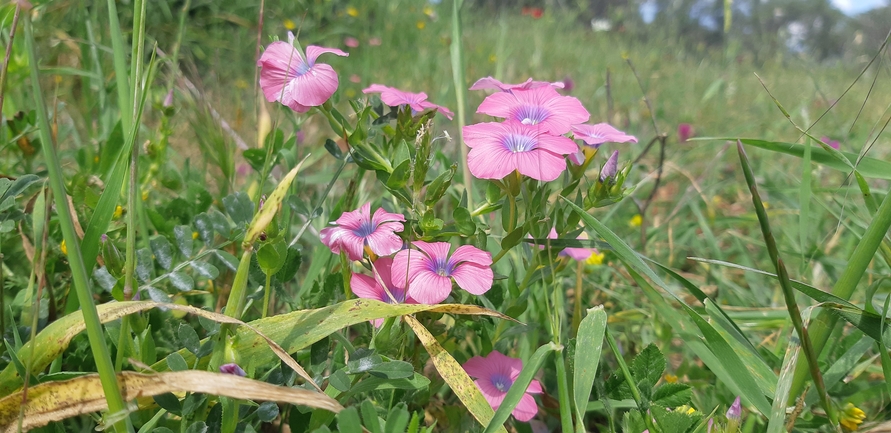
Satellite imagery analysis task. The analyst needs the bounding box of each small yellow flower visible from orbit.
[345,88,356,98]
[283,19,296,30]
[416,20,426,30]
[664,373,678,384]
[629,214,642,228]
[192,231,199,240]
[141,190,149,201]
[113,205,124,219]
[60,239,67,256]
[488,54,497,63]
[762,201,770,209]
[93,155,99,164]
[585,251,605,266]
[423,5,434,17]
[840,403,866,431]
[54,75,63,84]
[346,6,359,17]
[235,79,249,90]
[673,405,696,415]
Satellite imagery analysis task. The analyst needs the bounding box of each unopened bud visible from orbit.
[600,150,619,182]
[219,363,246,377]
[163,89,174,108]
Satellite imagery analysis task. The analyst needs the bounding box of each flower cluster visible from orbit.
[465,76,636,182]
[319,204,493,308]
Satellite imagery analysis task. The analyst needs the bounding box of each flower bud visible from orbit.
[600,150,619,182]
[219,363,246,377]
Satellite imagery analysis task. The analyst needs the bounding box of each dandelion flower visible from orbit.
[463,351,542,422]
[320,202,405,261]
[363,84,454,119]
[464,120,577,181]
[257,32,348,113]
[392,241,492,304]
[477,86,589,135]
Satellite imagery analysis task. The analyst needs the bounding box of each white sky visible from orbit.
[831,0,888,15]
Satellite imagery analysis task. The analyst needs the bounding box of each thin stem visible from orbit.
[0,3,22,116]
[129,0,146,122]
[124,122,139,295]
[24,16,131,433]
[262,272,272,318]
[106,0,131,133]
[606,328,659,433]
[449,0,472,210]
[571,260,583,337]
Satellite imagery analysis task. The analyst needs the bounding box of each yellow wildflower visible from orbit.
[416,20,426,30]
[585,251,605,266]
[423,5,434,17]
[192,231,199,240]
[235,79,249,90]
[93,155,99,164]
[141,190,149,201]
[283,19,296,30]
[629,214,642,228]
[60,239,67,256]
[346,6,359,17]
[762,201,770,209]
[113,205,124,219]
[664,373,678,384]
[840,403,866,431]
[674,405,696,415]
[488,54,497,63]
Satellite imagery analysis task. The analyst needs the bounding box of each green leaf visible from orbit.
[190,261,220,280]
[257,240,287,275]
[178,324,201,356]
[324,139,344,160]
[150,236,174,270]
[93,267,118,292]
[169,271,194,292]
[193,213,215,246]
[152,393,182,415]
[136,248,154,282]
[243,148,268,173]
[184,421,207,433]
[573,306,607,431]
[651,383,692,407]
[336,407,362,433]
[387,159,412,189]
[0,174,39,204]
[167,352,188,372]
[257,401,280,423]
[368,361,414,379]
[631,344,665,389]
[424,164,456,207]
[223,192,255,227]
[174,225,194,257]
[483,342,558,433]
[650,405,696,432]
[329,370,351,392]
[361,400,381,433]
[343,373,430,397]
[453,207,476,236]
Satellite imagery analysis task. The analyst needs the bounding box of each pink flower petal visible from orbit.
[391,249,425,289]
[477,86,589,135]
[526,379,543,394]
[406,270,453,304]
[467,144,518,180]
[364,230,403,257]
[450,263,493,295]
[463,355,498,379]
[351,273,386,302]
[335,202,371,230]
[514,149,567,182]
[371,207,406,225]
[568,150,585,166]
[418,100,454,120]
[335,232,366,261]
[572,123,637,147]
[257,41,303,103]
[305,45,349,64]
[285,63,341,107]
[411,241,451,261]
[450,245,493,266]
[512,393,539,421]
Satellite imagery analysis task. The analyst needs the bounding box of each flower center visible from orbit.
[502,134,537,153]
[491,374,513,392]
[513,105,550,125]
[430,257,453,277]
[353,220,377,238]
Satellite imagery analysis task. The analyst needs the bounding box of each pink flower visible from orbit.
[351,257,414,326]
[362,84,454,119]
[349,74,361,83]
[391,241,493,304]
[463,351,542,422]
[537,228,596,261]
[821,136,840,150]
[469,76,564,92]
[368,37,382,46]
[464,120,578,181]
[559,75,574,94]
[344,36,359,48]
[476,86,589,135]
[678,123,693,143]
[319,202,405,261]
[572,123,637,147]
[257,33,349,113]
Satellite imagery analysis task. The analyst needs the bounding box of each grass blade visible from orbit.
[23,15,130,433]
[483,342,558,433]
[799,138,812,263]
[573,306,607,433]
[449,0,473,209]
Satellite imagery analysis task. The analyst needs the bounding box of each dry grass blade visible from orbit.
[0,370,342,432]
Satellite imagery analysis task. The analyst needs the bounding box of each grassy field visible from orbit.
[1,0,890,432]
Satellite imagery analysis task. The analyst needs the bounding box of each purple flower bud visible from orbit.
[163,89,174,108]
[100,234,108,242]
[726,396,741,421]
[560,75,574,94]
[820,136,840,150]
[678,123,693,143]
[707,418,713,433]
[600,150,619,182]
[219,363,246,377]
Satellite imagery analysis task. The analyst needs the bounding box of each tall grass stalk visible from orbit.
[24,15,131,433]
[106,0,131,133]
[788,187,891,401]
[449,0,472,210]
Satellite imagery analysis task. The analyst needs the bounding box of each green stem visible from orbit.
[788,186,891,400]
[164,0,191,95]
[261,272,272,318]
[571,261,583,337]
[221,397,238,433]
[129,0,146,122]
[210,248,254,370]
[124,120,139,296]
[449,0,472,209]
[554,348,574,433]
[106,0,131,133]
[24,16,131,433]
